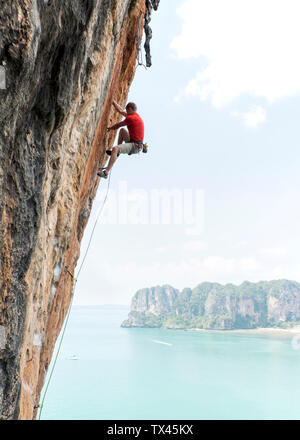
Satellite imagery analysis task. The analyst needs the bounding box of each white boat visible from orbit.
[151,339,173,346]
[66,354,78,360]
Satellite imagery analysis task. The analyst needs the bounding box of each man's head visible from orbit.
[126,102,137,115]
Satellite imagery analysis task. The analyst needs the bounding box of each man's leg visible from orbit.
[106,128,129,156]
[104,146,120,175]
[101,130,131,177]
[117,128,130,144]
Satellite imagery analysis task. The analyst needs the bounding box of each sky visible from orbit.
[74,0,300,305]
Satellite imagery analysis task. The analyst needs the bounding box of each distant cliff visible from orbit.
[121,280,300,330]
[0,0,159,420]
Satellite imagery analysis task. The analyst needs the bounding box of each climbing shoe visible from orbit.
[106,149,120,157]
[97,168,108,179]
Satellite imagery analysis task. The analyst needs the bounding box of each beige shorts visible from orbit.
[118,142,141,155]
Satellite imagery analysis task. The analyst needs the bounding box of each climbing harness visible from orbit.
[106,142,149,157]
[130,139,143,148]
[37,171,111,420]
[128,139,148,155]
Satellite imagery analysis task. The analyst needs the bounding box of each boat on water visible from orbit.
[151,339,173,346]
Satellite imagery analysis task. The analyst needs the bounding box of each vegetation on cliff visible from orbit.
[121,280,300,330]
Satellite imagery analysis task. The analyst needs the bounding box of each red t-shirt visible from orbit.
[124,113,144,142]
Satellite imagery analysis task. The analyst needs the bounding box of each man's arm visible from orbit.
[112,100,127,117]
[107,120,126,131]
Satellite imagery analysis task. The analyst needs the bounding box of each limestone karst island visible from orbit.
[122,280,300,330]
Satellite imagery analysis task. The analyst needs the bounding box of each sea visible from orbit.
[39,305,300,420]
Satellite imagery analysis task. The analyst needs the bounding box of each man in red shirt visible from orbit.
[98,100,144,178]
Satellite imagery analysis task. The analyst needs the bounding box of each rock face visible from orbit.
[121,280,300,329]
[0,0,158,420]
[131,285,179,315]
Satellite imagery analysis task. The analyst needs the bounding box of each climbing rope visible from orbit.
[37,171,111,420]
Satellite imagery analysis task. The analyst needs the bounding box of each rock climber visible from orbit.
[97,100,145,179]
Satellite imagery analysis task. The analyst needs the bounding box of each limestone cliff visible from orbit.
[121,280,300,329]
[0,0,158,420]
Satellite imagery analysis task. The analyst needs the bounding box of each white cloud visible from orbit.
[232,106,266,127]
[201,256,259,274]
[74,246,300,305]
[183,239,207,252]
[258,247,288,258]
[234,240,249,248]
[171,0,300,110]
[156,246,167,253]
[75,255,261,305]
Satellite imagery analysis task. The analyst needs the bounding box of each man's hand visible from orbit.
[107,120,127,132]
[112,100,127,117]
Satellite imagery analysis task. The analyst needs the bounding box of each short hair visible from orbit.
[126,102,137,111]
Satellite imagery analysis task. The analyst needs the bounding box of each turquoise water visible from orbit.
[40,306,300,420]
